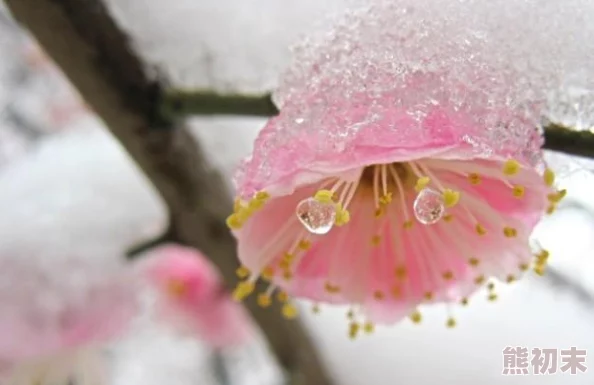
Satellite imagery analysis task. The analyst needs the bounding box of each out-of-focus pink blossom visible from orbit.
[137,244,253,348]
[226,0,580,337]
[0,255,139,384]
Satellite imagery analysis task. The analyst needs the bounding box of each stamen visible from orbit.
[282,303,298,319]
[512,185,525,198]
[236,265,250,278]
[410,310,422,324]
[468,173,481,185]
[257,293,272,308]
[503,159,521,176]
[544,168,555,187]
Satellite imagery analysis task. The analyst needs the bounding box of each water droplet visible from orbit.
[296,197,336,235]
[413,188,445,225]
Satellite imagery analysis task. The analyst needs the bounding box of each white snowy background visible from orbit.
[1,1,594,384]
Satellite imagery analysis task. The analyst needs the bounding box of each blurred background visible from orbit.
[1,1,594,384]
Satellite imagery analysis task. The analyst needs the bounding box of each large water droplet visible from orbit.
[296,197,336,235]
[413,188,445,225]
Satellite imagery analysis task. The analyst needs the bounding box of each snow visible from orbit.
[1,0,594,384]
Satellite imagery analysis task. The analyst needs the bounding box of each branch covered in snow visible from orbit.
[4,1,333,384]
[161,90,594,159]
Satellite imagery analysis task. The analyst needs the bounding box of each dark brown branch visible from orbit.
[542,123,594,158]
[4,1,332,384]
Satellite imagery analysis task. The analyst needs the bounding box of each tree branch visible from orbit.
[4,1,332,384]
[162,90,594,159]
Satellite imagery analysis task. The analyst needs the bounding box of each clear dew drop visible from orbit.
[413,188,445,225]
[295,197,336,235]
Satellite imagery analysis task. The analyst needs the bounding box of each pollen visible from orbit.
[548,189,567,203]
[410,310,422,324]
[374,207,385,218]
[166,279,188,297]
[533,264,546,276]
[546,204,556,215]
[443,189,461,208]
[415,176,431,192]
[446,317,457,328]
[442,271,454,280]
[255,191,270,201]
[232,281,255,301]
[349,322,361,339]
[519,263,530,271]
[248,198,266,210]
[335,207,351,225]
[325,282,341,293]
[424,292,434,301]
[233,198,243,213]
[235,265,250,278]
[536,250,550,264]
[461,297,469,306]
[298,239,311,250]
[488,293,498,302]
[282,252,294,262]
[544,168,555,187]
[261,266,275,280]
[282,303,298,319]
[379,192,393,205]
[503,159,521,176]
[226,213,244,230]
[371,235,381,246]
[282,270,293,281]
[443,214,454,222]
[314,189,334,204]
[468,257,480,267]
[403,220,414,229]
[512,185,525,198]
[475,224,487,235]
[391,286,402,298]
[363,322,375,334]
[277,291,289,302]
[257,293,272,308]
[474,275,485,285]
[468,173,481,185]
[503,227,517,238]
[395,266,407,279]
[373,290,385,300]
[506,274,516,283]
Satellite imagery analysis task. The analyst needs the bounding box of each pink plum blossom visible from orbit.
[226,0,585,337]
[0,255,139,384]
[137,244,253,349]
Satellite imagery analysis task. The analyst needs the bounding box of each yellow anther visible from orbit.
[371,235,381,246]
[233,198,243,213]
[324,282,341,294]
[348,322,360,339]
[442,271,454,280]
[474,275,485,285]
[282,270,293,281]
[443,189,461,208]
[468,173,481,185]
[533,264,546,276]
[403,220,414,229]
[503,159,521,176]
[410,310,422,324]
[373,290,385,301]
[487,282,495,291]
[248,198,265,210]
[468,257,480,267]
[488,293,498,302]
[512,185,525,198]
[443,214,454,222]
[279,259,291,270]
[257,293,272,308]
[506,274,516,283]
[314,190,334,203]
[379,192,393,205]
[475,224,487,235]
[282,252,294,262]
[277,291,289,302]
[544,168,555,187]
[166,279,188,298]
[503,227,517,238]
[235,265,250,279]
[374,207,385,218]
[391,286,402,298]
[536,250,550,263]
[346,309,355,320]
[546,204,556,215]
[424,292,434,301]
[335,208,351,226]
[363,322,375,334]
[395,266,407,279]
[255,191,270,201]
[519,263,530,271]
[281,303,298,319]
[261,266,275,280]
[298,239,311,250]
[232,281,255,302]
[415,176,431,192]
[461,297,469,306]
[548,189,567,203]
[446,317,457,328]
[226,213,244,230]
